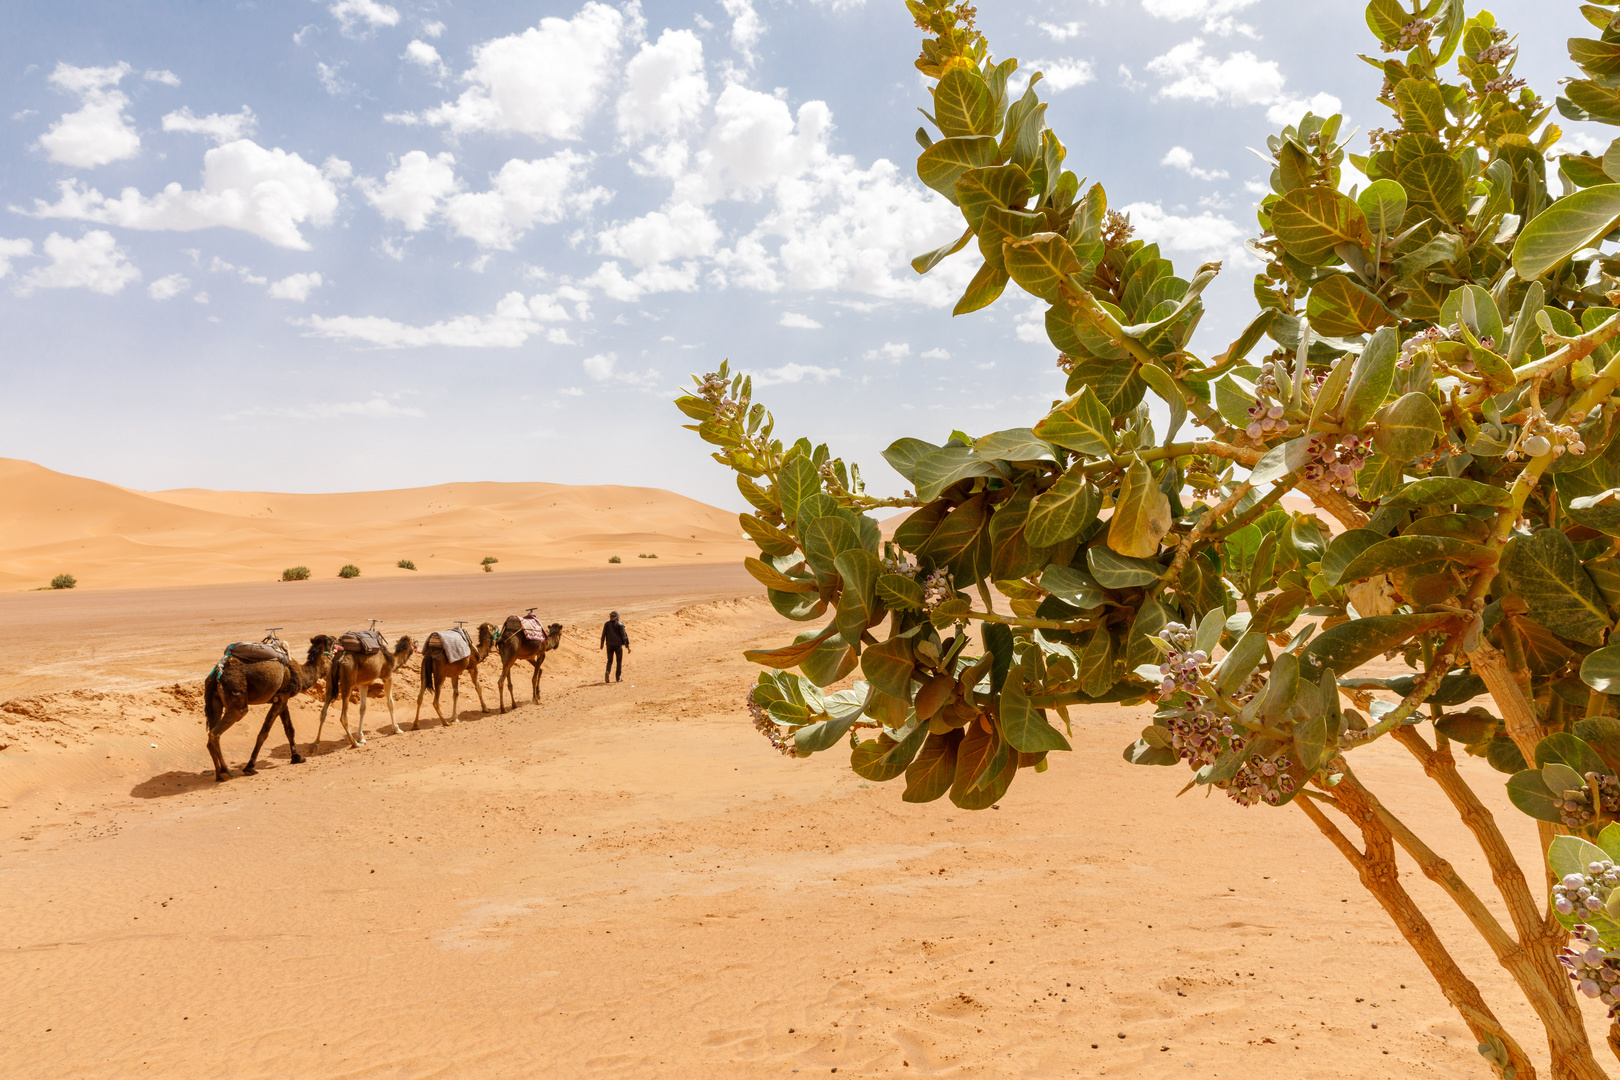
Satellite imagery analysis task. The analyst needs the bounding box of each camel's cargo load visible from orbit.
[222,641,287,664]
[504,614,549,643]
[427,627,471,664]
[338,630,384,654]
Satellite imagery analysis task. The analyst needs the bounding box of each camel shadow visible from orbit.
[131,770,224,799]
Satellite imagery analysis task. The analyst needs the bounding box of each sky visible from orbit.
[0,0,1599,510]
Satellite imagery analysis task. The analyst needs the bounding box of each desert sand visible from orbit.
[0,466,1608,1078]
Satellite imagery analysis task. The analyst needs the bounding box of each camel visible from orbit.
[204,635,335,782]
[309,634,415,753]
[495,618,565,713]
[413,622,497,728]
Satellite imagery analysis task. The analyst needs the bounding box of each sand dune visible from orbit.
[0,458,751,592]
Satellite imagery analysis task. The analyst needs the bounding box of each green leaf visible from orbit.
[921,493,989,567]
[1399,153,1468,222]
[1364,0,1408,44]
[1379,476,1512,510]
[1341,326,1397,432]
[881,437,940,485]
[1572,36,1620,77]
[1373,392,1444,461]
[903,731,959,803]
[1322,529,1389,586]
[1138,362,1187,443]
[1307,274,1395,336]
[1309,352,1356,432]
[768,588,827,622]
[950,723,1016,809]
[1000,670,1071,753]
[911,227,973,274]
[1034,386,1115,456]
[745,555,816,593]
[1300,613,1453,678]
[1125,598,1174,672]
[1004,232,1083,302]
[745,622,841,669]
[953,259,1010,315]
[1066,357,1146,416]
[1077,626,1116,697]
[1583,645,1620,693]
[1358,178,1408,238]
[976,204,1042,272]
[1335,535,1495,583]
[1248,436,1313,486]
[1535,732,1610,777]
[933,66,994,138]
[794,710,860,754]
[861,635,917,700]
[1216,630,1267,695]
[1107,456,1172,558]
[955,164,1034,233]
[1271,186,1369,265]
[1294,712,1328,772]
[777,456,821,526]
[1087,545,1161,589]
[1506,769,1566,823]
[834,548,883,646]
[851,720,929,782]
[798,635,857,687]
[877,573,926,612]
[1439,284,1504,346]
[1040,563,1106,610]
[740,513,798,556]
[913,445,1002,503]
[1513,184,1620,280]
[1393,78,1448,133]
[974,427,1057,463]
[1026,465,1101,547]
[1500,528,1610,645]
[801,516,860,577]
[917,136,999,204]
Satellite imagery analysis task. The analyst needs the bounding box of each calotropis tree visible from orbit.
[678,2,1620,1076]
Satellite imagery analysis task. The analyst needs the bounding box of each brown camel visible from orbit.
[310,634,414,753]
[204,635,335,782]
[413,622,497,728]
[495,618,564,713]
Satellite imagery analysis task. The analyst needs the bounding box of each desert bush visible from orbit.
[678,2,1620,1074]
[281,566,311,582]
[481,556,498,573]
[337,564,361,579]
[50,573,76,590]
[638,553,658,559]
[608,556,622,564]
[398,559,417,571]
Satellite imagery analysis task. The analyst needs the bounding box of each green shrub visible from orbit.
[608,556,622,564]
[481,556,498,573]
[281,566,311,581]
[397,559,417,571]
[337,564,361,579]
[50,573,76,590]
[637,553,658,559]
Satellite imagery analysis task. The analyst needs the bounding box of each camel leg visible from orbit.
[207,705,246,782]
[279,700,304,765]
[497,663,509,714]
[311,695,333,756]
[243,702,280,775]
[413,670,427,731]
[470,668,489,715]
[449,676,459,723]
[384,673,403,735]
[353,689,367,746]
[531,660,541,704]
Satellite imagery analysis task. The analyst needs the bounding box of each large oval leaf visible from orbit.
[851,720,929,782]
[1034,386,1114,456]
[1379,476,1512,510]
[1582,645,1620,693]
[1399,153,1467,222]
[1107,457,1171,557]
[1026,465,1101,547]
[1506,768,1565,823]
[1514,183,1620,280]
[1335,535,1495,584]
[1000,669,1071,753]
[1499,527,1610,646]
[914,445,1002,503]
[1087,546,1162,588]
[1300,613,1452,678]
[1358,178,1408,238]
[1341,325,1397,432]
[933,66,994,138]
[1322,529,1386,586]
[917,136,999,203]
[1307,274,1394,336]
[1272,186,1369,265]
[1373,391,1444,461]
[902,731,960,803]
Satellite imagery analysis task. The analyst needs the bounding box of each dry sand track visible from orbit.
[0,574,1611,1077]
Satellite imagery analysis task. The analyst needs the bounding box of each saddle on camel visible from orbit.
[495,610,564,713]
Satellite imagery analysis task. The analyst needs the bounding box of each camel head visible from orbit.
[391,635,415,671]
[545,622,564,649]
[476,622,498,659]
[306,634,337,678]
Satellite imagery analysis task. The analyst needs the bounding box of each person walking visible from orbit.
[599,610,630,683]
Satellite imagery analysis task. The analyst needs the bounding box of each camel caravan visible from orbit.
[202,611,564,781]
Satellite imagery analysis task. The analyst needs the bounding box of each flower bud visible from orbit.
[1524,435,1552,456]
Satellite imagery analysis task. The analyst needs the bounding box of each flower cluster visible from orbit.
[1555,860,1620,916]
[1513,417,1588,461]
[1226,751,1299,807]
[1302,433,1369,496]
[1397,325,1454,369]
[1550,774,1620,828]
[1562,925,1620,1016]
[697,372,744,426]
[1102,210,1135,249]
[1384,17,1436,53]
[1474,28,1516,66]
[1156,622,1207,696]
[922,567,954,610]
[746,687,799,758]
[883,550,920,578]
[1245,402,1287,441]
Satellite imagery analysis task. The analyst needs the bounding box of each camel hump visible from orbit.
[224,641,285,664]
[339,630,383,654]
[502,615,525,636]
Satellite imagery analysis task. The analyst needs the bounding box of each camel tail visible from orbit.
[204,669,223,729]
[422,652,439,693]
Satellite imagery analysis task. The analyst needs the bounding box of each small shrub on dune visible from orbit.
[281,566,311,581]
[481,556,498,573]
[638,553,658,559]
[50,573,76,590]
[397,559,417,571]
[337,564,361,579]
[608,556,621,564]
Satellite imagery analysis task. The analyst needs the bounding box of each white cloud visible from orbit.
[302,291,540,347]
[162,106,257,143]
[864,342,910,362]
[0,238,34,278]
[237,396,425,421]
[583,352,617,380]
[316,62,355,97]
[616,29,710,141]
[268,271,323,300]
[145,69,181,86]
[420,19,446,38]
[444,152,610,249]
[330,0,400,36]
[753,363,839,386]
[148,273,190,299]
[359,150,459,231]
[39,62,141,168]
[583,259,701,301]
[27,140,345,250]
[779,311,821,329]
[1041,22,1081,41]
[1146,39,1340,125]
[1118,201,1246,260]
[1141,0,1261,36]
[921,347,950,359]
[194,291,210,304]
[1161,145,1228,181]
[689,85,830,201]
[721,0,764,65]
[546,327,576,344]
[16,230,140,295]
[404,40,447,78]
[1038,59,1095,91]
[597,202,720,267]
[581,350,660,387]
[411,3,630,140]
[210,255,268,286]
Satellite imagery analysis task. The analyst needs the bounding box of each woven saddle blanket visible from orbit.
[429,627,472,664]
[339,630,384,654]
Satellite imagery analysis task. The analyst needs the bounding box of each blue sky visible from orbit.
[0,0,1596,509]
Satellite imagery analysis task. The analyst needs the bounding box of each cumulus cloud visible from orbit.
[778,311,821,329]
[269,271,323,300]
[145,69,181,86]
[1146,39,1340,125]
[1141,0,1261,36]
[688,86,830,201]
[404,40,447,78]
[597,202,720,267]
[445,153,610,249]
[753,363,839,386]
[302,290,540,347]
[1161,145,1228,181]
[0,237,34,278]
[330,0,400,36]
[1037,59,1095,91]
[1041,21,1081,41]
[408,3,630,140]
[148,273,190,299]
[162,106,257,143]
[420,19,445,38]
[39,62,141,168]
[582,350,661,387]
[16,230,139,295]
[359,150,459,231]
[583,259,701,301]
[864,342,910,362]
[921,347,950,359]
[721,0,764,65]
[1118,201,1246,260]
[26,140,346,250]
[616,29,709,142]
